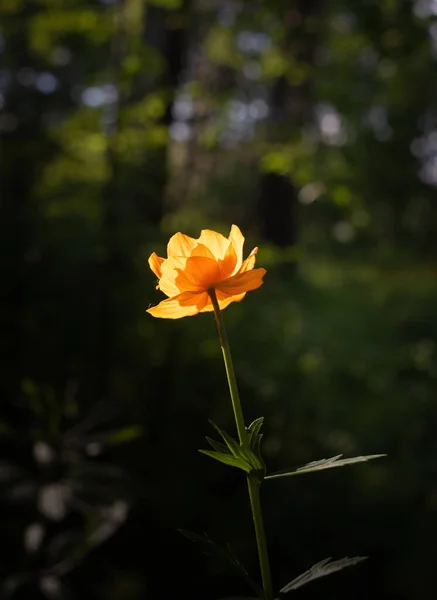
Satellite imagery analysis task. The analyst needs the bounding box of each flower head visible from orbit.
[147,225,266,319]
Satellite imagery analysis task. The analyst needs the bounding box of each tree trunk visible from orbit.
[258,1,323,256]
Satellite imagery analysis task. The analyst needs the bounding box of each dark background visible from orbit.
[2,0,437,599]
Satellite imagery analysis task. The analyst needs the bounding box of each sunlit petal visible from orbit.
[175,256,221,291]
[217,290,247,308]
[167,232,197,257]
[147,291,208,319]
[197,229,230,260]
[159,256,187,296]
[200,291,246,312]
[215,268,266,295]
[148,252,164,278]
[228,225,244,272]
[190,243,216,260]
[218,241,238,279]
[239,247,258,273]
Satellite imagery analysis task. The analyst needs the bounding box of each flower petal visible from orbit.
[217,290,247,308]
[167,232,197,258]
[147,227,265,319]
[175,256,221,292]
[239,247,258,273]
[147,291,208,319]
[159,256,187,296]
[214,268,266,295]
[148,252,164,278]
[228,225,244,272]
[197,229,230,260]
[218,241,238,279]
[190,243,216,260]
[200,291,246,312]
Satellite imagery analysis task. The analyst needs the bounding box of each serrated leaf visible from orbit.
[179,530,264,600]
[280,556,366,594]
[199,449,251,472]
[265,454,386,480]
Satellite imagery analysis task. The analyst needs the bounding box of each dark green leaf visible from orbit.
[239,445,264,472]
[247,417,264,449]
[265,454,386,480]
[199,449,251,472]
[201,423,264,473]
[206,436,229,453]
[99,425,143,446]
[280,556,366,594]
[179,530,264,600]
[243,417,266,475]
[209,420,242,459]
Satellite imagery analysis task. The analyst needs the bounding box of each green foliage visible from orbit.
[246,417,266,478]
[179,530,264,600]
[279,557,367,594]
[149,0,182,9]
[200,421,265,475]
[265,454,386,480]
[96,425,143,446]
[205,27,241,67]
[29,8,112,57]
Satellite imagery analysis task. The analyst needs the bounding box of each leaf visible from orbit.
[206,436,229,453]
[280,556,366,594]
[209,421,242,459]
[247,417,264,449]
[100,426,143,446]
[202,422,265,474]
[199,450,251,472]
[239,444,264,472]
[265,454,386,480]
[251,434,264,465]
[179,530,264,600]
[245,417,266,475]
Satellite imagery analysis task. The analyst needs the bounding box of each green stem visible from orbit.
[209,288,274,600]
[209,289,247,445]
[247,475,273,600]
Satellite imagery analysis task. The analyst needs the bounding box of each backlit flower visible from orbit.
[147,225,266,319]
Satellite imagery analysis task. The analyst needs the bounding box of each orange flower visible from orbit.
[147,225,266,319]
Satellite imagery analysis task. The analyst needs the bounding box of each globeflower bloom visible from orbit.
[147,225,266,318]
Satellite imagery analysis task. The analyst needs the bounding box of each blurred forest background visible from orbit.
[2,0,437,598]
